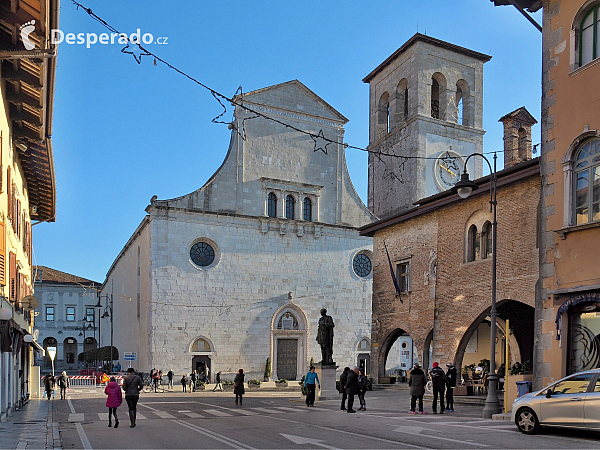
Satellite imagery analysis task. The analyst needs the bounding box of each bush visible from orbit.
[248,379,261,385]
[264,357,271,379]
[223,380,234,386]
[275,379,288,384]
[367,377,373,391]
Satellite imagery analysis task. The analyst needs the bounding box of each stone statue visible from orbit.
[316,308,335,365]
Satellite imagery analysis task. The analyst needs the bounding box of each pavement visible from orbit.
[0,398,61,450]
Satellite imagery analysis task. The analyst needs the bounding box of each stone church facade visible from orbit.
[102,81,375,380]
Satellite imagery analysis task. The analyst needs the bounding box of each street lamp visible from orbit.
[452,152,501,419]
[98,293,114,373]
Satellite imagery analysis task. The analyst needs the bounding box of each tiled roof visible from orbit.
[33,266,99,286]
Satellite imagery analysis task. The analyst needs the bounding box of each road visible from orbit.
[53,387,599,449]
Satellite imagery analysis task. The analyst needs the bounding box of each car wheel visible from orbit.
[515,407,540,434]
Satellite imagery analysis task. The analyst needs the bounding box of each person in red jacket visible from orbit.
[104,376,123,428]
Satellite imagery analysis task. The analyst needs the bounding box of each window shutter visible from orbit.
[9,251,16,301]
[7,168,11,224]
[0,222,5,286]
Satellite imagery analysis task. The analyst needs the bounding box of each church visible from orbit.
[101,81,375,380]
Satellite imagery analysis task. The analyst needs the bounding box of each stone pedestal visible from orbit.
[315,363,338,401]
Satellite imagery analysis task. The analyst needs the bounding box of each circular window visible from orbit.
[353,253,372,278]
[190,242,215,267]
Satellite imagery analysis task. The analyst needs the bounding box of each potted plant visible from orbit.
[247,379,261,389]
[275,379,288,388]
[264,357,271,382]
[223,380,234,391]
[195,381,205,391]
[299,375,307,396]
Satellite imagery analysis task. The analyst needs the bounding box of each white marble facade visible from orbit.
[103,81,375,380]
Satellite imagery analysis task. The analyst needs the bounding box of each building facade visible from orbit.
[102,81,375,380]
[0,1,58,420]
[32,267,100,373]
[518,0,600,388]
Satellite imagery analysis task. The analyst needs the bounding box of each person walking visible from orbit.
[339,367,350,411]
[105,376,122,428]
[357,368,367,411]
[430,361,446,414]
[408,363,427,414]
[304,366,321,407]
[188,372,193,392]
[181,374,187,392]
[57,371,70,400]
[43,372,55,400]
[445,362,457,412]
[345,367,360,413]
[152,370,160,393]
[167,369,174,389]
[122,367,143,428]
[191,370,197,392]
[213,371,223,392]
[234,369,245,406]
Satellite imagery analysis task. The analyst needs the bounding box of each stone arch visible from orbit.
[189,336,214,353]
[455,79,471,126]
[431,72,448,120]
[270,299,308,381]
[454,299,534,378]
[377,327,418,380]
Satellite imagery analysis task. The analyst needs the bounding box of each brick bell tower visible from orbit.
[363,34,490,219]
[499,107,538,168]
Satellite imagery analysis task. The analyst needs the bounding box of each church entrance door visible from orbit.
[276,339,298,380]
[192,356,211,383]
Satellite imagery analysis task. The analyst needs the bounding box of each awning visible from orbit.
[555,292,600,340]
[30,339,45,356]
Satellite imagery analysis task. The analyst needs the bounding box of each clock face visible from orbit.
[434,151,464,190]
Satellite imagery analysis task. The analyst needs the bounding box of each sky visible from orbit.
[32,1,543,283]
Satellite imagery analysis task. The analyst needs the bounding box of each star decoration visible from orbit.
[382,158,405,184]
[121,43,151,64]
[311,129,331,155]
[441,150,460,171]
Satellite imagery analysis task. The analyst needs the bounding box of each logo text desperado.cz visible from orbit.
[50,29,168,48]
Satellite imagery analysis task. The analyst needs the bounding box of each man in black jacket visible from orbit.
[345,367,360,413]
[445,362,457,412]
[339,367,350,411]
[430,362,446,414]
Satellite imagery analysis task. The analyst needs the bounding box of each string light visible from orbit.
[311,129,331,155]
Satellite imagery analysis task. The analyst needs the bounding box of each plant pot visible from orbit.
[276,382,288,388]
[247,384,261,390]
[223,385,234,391]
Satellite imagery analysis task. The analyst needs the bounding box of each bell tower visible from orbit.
[364,34,491,219]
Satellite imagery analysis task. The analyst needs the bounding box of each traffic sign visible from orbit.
[124,352,136,361]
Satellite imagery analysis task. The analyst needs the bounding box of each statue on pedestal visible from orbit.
[316,308,335,365]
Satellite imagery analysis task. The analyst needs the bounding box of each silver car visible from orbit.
[511,368,600,434]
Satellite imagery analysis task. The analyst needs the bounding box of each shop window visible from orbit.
[568,307,600,374]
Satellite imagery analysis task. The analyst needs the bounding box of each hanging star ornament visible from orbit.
[311,129,331,155]
[441,151,460,172]
[121,43,151,64]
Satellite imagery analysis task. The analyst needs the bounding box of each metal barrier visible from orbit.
[70,376,97,386]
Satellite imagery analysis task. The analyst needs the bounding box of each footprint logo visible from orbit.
[20,20,36,50]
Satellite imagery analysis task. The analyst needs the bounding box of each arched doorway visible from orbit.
[189,336,214,382]
[379,328,417,380]
[356,337,371,376]
[43,337,57,369]
[271,300,308,381]
[455,300,534,377]
[64,337,78,370]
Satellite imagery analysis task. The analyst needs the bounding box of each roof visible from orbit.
[490,0,542,13]
[0,0,59,221]
[499,106,538,126]
[33,266,100,286]
[363,33,492,83]
[359,157,540,237]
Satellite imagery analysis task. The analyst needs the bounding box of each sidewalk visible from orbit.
[0,398,61,449]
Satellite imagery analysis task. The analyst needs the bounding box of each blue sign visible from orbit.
[124,352,136,361]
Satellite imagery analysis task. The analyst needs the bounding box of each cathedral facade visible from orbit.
[102,81,375,380]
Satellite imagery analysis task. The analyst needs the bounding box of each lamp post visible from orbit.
[100,294,114,373]
[94,295,103,349]
[452,152,501,419]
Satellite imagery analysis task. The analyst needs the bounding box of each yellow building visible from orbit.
[493,0,600,388]
[0,0,57,419]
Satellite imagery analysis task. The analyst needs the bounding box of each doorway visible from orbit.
[276,339,298,380]
[192,356,211,382]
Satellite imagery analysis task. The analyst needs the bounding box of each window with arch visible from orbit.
[191,337,211,352]
[267,192,277,218]
[574,138,600,225]
[580,4,600,66]
[277,311,299,330]
[398,78,409,121]
[303,197,312,221]
[455,79,470,126]
[468,224,480,262]
[431,78,440,119]
[285,195,295,219]
[456,87,464,125]
[378,92,390,135]
[482,222,493,259]
[358,339,369,351]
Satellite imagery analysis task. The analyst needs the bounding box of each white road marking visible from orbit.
[281,433,340,449]
[204,409,233,417]
[173,420,254,449]
[138,403,159,411]
[75,422,92,450]
[274,406,307,413]
[393,425,489,447]
[152,411,176,419]
[97,413,108,421]
[181,412,203,418]
[252,407,285,414]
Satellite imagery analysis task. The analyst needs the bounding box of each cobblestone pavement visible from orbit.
[0,398,61,450]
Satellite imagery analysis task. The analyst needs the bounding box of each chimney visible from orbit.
[499,107,538,168]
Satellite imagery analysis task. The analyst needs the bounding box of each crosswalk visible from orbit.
[68,405,313,422]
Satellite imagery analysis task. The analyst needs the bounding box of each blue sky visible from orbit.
[33,1,542,283]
